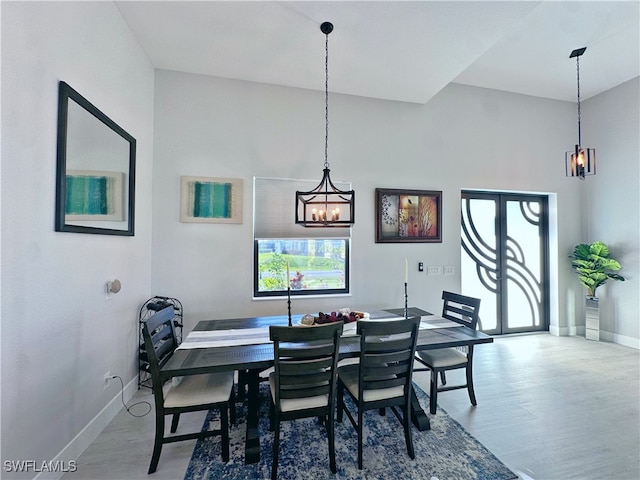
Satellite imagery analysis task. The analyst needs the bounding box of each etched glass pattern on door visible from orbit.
[461,193,548,335]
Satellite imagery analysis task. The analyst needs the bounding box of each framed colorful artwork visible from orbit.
[180,176,243,223]
[65,170,125,221]
[375,188,442,243]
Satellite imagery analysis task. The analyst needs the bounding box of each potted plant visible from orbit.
[570,241,625,340]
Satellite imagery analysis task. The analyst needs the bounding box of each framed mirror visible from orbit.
[55,81,136,235]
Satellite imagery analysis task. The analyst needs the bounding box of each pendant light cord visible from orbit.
[324,31,330,170]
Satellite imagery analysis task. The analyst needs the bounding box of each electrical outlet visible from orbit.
[427,266,442,275]
[444,265,455,275]
[103,372,112,389]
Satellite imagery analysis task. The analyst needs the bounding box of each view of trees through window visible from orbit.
[255,239,348,296]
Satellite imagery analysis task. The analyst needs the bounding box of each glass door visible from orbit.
[461,191,549,335]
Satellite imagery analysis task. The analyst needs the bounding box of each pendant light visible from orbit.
[565,47,596,179]
[296,21,355,227]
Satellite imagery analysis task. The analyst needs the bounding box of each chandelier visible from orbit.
[295,21,355,227]
[565,47,596,179]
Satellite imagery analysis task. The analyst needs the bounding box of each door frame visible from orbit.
[461,191,550,335]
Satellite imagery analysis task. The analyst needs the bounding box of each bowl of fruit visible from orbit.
[299,308,368,330]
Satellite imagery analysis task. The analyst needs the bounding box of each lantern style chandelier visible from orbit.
[565,47,596,179]
[296,21,355,227]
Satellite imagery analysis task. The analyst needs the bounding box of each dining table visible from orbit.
[160,307,493,464]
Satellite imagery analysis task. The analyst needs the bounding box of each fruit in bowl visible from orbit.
[313,309,366,325]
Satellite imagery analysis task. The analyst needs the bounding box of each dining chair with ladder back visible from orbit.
[414,291,481,414]
[142,306,236,474]
[268,321,343,480]
[337,316,420,470]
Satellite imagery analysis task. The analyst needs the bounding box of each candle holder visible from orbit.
[287,287,292,326]
[404,282,408,319]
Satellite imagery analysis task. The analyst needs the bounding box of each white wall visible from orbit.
[1,2,154,476]
[583,77,640,344]
[1,1,638,476]
[151,69,595,338]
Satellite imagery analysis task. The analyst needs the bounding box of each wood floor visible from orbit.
[63,333,640,480]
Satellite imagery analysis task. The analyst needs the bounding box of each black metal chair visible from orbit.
[142,306,235,474]
[337,316,420,470]
[268,321,343,480]
[414,291,481,414]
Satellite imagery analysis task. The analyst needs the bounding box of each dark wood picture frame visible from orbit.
[375,188,442,243]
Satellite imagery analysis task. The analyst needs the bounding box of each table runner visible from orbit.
[177,327,271,350]
[177,314,461,350]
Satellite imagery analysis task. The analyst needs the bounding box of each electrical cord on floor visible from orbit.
[111,375,152,417]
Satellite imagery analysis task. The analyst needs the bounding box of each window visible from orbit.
[253,177,351,298]
[255,239,349,296]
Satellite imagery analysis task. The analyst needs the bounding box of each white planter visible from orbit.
[585,296,600,341]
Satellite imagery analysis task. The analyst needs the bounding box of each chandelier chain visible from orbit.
[576,54,581,147]
[324,31,329,169]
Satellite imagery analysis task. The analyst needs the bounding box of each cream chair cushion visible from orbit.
[164,372,234,408]
[338,364,404,402]
[416,347,467,368]
[269,372,329,412]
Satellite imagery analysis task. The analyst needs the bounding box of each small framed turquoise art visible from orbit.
[180,176,243,223]
[65,170,125,221]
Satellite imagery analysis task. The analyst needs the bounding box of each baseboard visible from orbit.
[552,326,639,350]
[33,376,138,480]
[549,325,640,350]
[599,331,640,350]
[550,324,579,336]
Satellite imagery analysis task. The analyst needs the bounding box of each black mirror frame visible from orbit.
[55,81,136,236]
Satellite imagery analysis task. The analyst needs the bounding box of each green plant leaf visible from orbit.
[572,244,591,260]
[600,258,621,271]
[590,241,610,258]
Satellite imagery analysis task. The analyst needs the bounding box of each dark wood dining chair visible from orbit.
[142,306,236,474]
[268,321,343,480]
[414,291,481,414]
[337,316,420,470]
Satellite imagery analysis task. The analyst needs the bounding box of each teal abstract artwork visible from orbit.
[66,175,109,215]
[64,170,124,221]
[180,176,243,224]
[192,182,231,218]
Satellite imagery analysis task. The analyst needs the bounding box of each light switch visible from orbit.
[427,266,442,275]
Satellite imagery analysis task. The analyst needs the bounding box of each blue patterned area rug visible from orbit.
[185,383,517,480]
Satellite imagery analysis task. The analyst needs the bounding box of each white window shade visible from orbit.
[254,177,352,239]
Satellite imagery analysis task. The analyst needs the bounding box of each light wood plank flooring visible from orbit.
[63,333,639,480]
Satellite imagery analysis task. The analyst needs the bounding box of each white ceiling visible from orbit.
[115,1,640,104]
